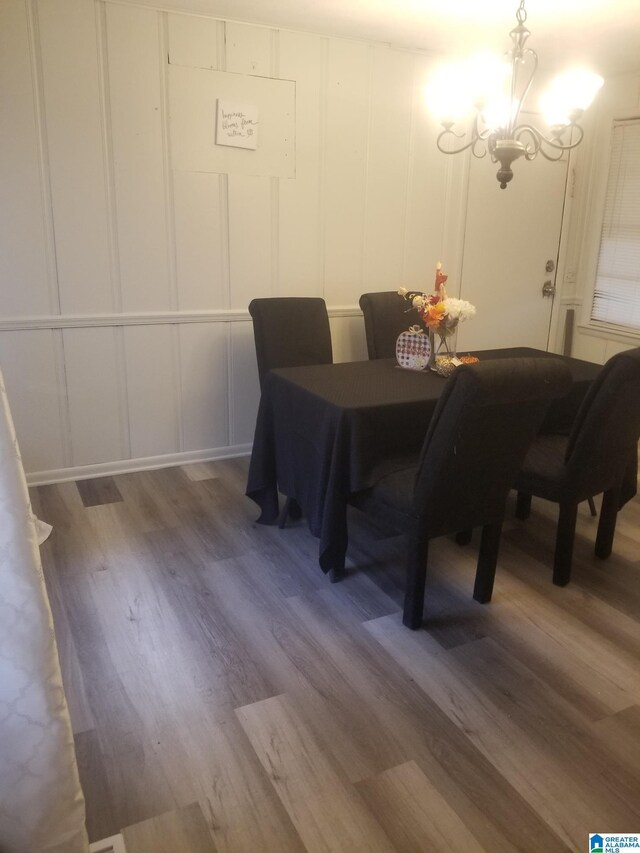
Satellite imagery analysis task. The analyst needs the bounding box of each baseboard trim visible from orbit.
[26,444,252,486]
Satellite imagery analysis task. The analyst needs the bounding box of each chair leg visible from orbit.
[553,502,578,586]
[595,486,620,559]
[515,491,532,520]
[402,534,429,630]
[278,497,302,529]
[455,529,473,546]
[587,495,597,517]
[325,519,348,584]
[289,498,303,521]
[473,521,503,603]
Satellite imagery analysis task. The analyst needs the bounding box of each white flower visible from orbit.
[398,287,408,296]
[412,295,427,309]
[444,297,476,322]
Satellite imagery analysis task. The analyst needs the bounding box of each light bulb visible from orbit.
[425,62,475,125]
[465,52,510,106]
[540,68,604,126]
[482,93,515,131]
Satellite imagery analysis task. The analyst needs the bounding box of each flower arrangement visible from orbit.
[398,263,476,374]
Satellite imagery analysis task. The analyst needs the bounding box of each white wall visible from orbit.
[551,71,640,364]
[0,0,464,482]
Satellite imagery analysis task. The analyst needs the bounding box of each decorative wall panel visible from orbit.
[1,0,463,482]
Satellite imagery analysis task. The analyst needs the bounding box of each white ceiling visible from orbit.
[132,0,640,76]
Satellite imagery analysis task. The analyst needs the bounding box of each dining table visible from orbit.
[246,347,604,577]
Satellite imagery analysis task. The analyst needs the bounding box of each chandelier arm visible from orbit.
[436,129,480,156]
[471,137,488,159]
[536,146,569,162]
[514,123,585,152]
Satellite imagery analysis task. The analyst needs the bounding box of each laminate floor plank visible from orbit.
[182,461,221,482]
[366,614,602,850]
[113,471,182,533]
[44,489,307,850]
[38,481,109,575]
[356,761,485,853]
[496,534,640,671]
[122,803,216,853]
[76,475,123,507]
[449,636,640,824]
[236,694,396,853]
[193,551,396,785]
[33,458,640,852]
[74,729,118,843]
[161,712,307,853]
[287,588,568,853]
[142,527,281,716]
[592,705,640,784]
[404,531,640,722]
[40,546,96,734]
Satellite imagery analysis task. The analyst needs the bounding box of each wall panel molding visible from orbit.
[5,2,440,479]
[26,0,61,316]
[96,0,122,313]
[0,305,361,332]
[159,9,180,312]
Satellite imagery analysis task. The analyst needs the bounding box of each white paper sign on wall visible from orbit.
[215,100,259,150]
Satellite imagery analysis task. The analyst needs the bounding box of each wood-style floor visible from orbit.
[32,458,640,853]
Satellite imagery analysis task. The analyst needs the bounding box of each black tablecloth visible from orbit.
[246,348,602,572]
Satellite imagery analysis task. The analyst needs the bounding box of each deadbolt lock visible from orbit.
[545,259,555,273]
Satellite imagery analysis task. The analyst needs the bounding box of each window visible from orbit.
[591,118,640,329]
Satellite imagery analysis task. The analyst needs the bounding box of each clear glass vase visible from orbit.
[429,325,458,376]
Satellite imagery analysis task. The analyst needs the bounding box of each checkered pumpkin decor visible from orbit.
[395,327,431,370]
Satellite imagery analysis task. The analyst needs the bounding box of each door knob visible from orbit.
[542,280,556,297]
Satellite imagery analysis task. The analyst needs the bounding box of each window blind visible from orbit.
[591,119,640,329]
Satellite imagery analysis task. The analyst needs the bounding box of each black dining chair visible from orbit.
[348,358,571,628]
[359,291,420,360]
[514,346,640,587]
[248,297,333,388]
[248,297,333,526]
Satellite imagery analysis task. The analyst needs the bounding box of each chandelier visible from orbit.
[427,0,604,188]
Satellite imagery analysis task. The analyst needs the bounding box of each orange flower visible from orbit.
[424,301,446,328]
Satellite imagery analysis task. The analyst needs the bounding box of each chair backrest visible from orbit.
[359,291,420,360]
[248,297,333,388]
[413,358,572,538]
[564,347,640,499]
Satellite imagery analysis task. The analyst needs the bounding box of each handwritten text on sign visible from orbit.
[215,100,259,150]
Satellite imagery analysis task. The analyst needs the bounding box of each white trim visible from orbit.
[575,104,640,334]
[558,296,583,307]
[576,322,640,347]
[26,443,252,486]
[0,305,362,332]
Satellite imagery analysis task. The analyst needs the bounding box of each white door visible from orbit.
[456,151,568,353]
